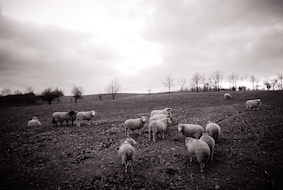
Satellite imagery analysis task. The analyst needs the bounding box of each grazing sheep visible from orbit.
[150,108,172,117]
[148,117,172,142]
[224,93,232,99]
[177,124,204,139]
[185,137,210,172]
[149,113,172,122]
[246,99,261,110]
[118,137,138,173]
[76,110,96,127]
[124,116,147,137]
[27,116,41,127]
[200,133,215,161]
[205,122,221,142]
[52,111,77,127]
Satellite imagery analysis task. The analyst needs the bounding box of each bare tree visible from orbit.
[162,75,174,93]
[105,79,121,99]
[72,86,83,103]
[278,74,283,90]
[1,88,11,96]
[97,93,104,101]
[53,87,64,103]
[26,87,34,94]
[209,70,223,91]
[250,75,257,90]
[270,78,278,91]
[201,73,207,91]
[228,73,239,90]
[178,78,187,91]
[191,72,202,92]
[41,87,56,105]
[264,80,271,91]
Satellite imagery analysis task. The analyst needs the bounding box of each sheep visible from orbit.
[52,111,77,127]
[224,93,232,99]
[76,110,96,127]
[200,133,215,161]
[185,137,210,172]
[205,122,221,142]
[246,99,261,110]
[124,116,147,137]
[27,116,41,127]
[118,137,138,173]
[148,117,172,142]
[149,113,173,123]
[177,124,204,139]
[150,108,172,117]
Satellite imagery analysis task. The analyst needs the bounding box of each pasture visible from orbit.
[1,91,283,189]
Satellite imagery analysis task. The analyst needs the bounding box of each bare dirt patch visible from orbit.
[1,91,283,189]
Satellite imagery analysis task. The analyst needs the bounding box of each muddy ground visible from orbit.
[0,91,283,189]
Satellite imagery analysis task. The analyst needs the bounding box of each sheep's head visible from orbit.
[125,138,137,146]
[68,111,77,116]
[185,137,193,144]
[166,108,173,115]
[177,124,183,132]
[32,116,38,120]
[91,110,96,116]
[141,116,147,123]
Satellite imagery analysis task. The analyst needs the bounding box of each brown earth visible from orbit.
[0,91,283,190]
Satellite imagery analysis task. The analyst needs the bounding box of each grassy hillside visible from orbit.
[0,90,283,189]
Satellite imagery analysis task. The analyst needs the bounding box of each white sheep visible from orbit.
[185,137,210,173]
[205,122,221,142]
[52,111,77,127]
[150,108,172,117]
[27,116,41,127]
[246,99,261,110]
[76,110,96,127]
[177,124,204,139]
[118,137,138,173]
[148,117,172,142]
[224,93,232,99]
[124,116,147,137]
[149,113,172,122]
[200,133,215,161]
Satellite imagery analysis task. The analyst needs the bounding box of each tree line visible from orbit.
[0,78,121,105]
[162,71,283,92]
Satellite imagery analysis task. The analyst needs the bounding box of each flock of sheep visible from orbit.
[26,93,262,174]
[120,107,220,173]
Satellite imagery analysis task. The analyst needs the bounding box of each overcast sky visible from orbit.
[0,0,283,95]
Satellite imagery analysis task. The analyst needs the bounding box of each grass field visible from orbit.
[1,90,283,189]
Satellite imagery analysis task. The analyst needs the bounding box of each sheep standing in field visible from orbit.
[150,107,172,117]
[27,116,41,127]
[224,93,232,99]
[149,113,173,123]
[76,110,96,127]
[205,122,221,142]
[118,137,138,173]
[148,117,172,142]
[200,133,215,161]
[124,116,147,137]
[177,124,204,139]
[185,137,210,173]
[52,111,77,127]
[246,99,261,110]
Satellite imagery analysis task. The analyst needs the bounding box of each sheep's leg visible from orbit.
[189,155,193,163]
[200,163,205,173]
[60,121,63,126]
[148,127,151,140]
[211,151,214,161]
[162,131,165,139]
[139,129,141,135]
[125,162,128,173]
[88,119,91,126]
[153,132,156,142]
[130,161,134,173]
